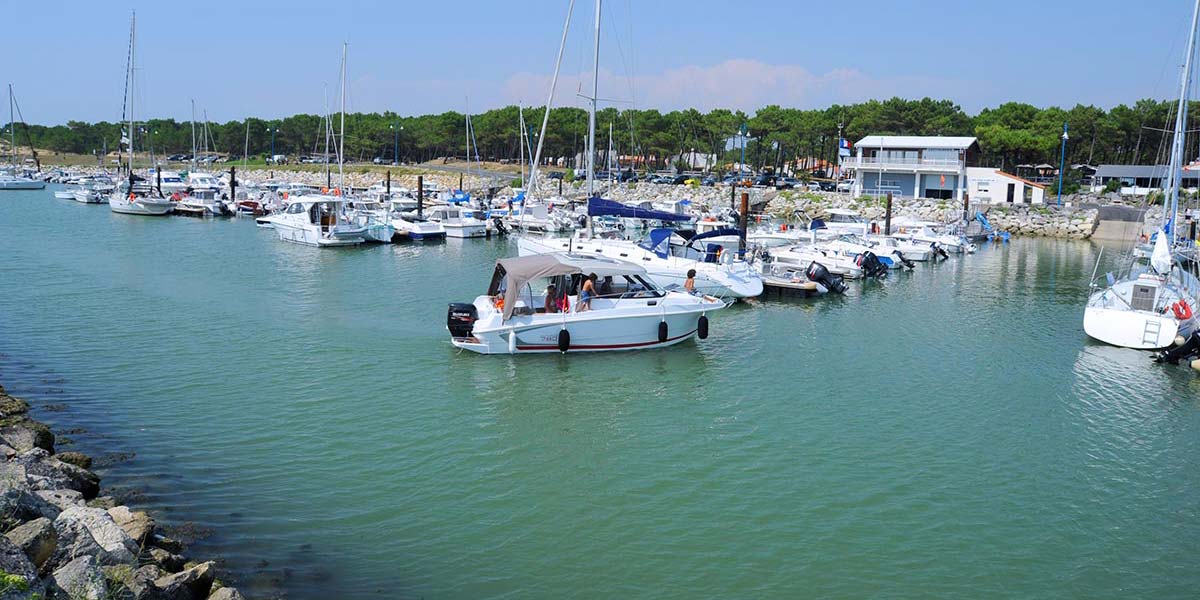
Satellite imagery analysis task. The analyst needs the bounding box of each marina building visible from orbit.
[1090,164,1200,196]
[965,167,1047,205]
[845,135,979,200]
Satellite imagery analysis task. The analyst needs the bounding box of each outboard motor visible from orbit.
[856,251,889,279]
[447,303,478,338]
[895,250,916,270]
[491,217,509,236]
[806,261,848,294]
[932,243,950,261]
[1154,331,1200,364]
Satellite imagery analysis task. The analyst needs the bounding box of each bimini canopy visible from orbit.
[447,190,471,203]
[493,253,646,320]
[587,197,691,222]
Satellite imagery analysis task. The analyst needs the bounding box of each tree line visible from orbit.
[5,97,1196,172]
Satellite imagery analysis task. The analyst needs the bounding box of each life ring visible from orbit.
[1173,300,1193,320]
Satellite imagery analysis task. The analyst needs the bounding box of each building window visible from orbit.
[976,181,991,193]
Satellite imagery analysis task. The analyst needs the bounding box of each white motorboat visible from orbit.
[53,187,77,200]
[0,173,44,190]
[817,235,915,270]
[389,200,447,241]
[767,244,865,279]
[518,227,763,299]
[346,200,395,243]
[817,208,871,236]
[447,253,725,354]
[427,204,488,238]
[258,195,367,247]
[864,234,940,261]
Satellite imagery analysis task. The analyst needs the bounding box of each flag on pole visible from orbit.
[940,174,946,186]
[838,138,851,157]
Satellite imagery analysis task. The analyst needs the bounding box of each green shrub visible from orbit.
[1102,179,1122,194]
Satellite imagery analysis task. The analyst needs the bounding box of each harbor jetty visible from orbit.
[0,384,243,600]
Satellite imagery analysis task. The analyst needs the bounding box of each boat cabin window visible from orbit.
[286,203,305,214]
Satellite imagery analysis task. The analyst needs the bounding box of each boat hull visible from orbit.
[109,196,174,215]
[1083,306,1180,350]
[453,310,708,354]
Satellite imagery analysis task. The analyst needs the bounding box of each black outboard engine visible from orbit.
[932,242,949,261]
[856,251,888,279]
[1154,331,1200,364]
[492,217,509,236]
[895,250,916,270]
[806,261,848,294]
[447,303,478,338]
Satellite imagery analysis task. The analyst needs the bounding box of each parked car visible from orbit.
[372,157,386,165]
[670,174,691,185]
[701,175,717,186]
[615,169,638,182]
[806,181,821,191]
[546,171,565,180]
[775,177,801,190]
[818,181,836,192]
[836,180,853,193]
[753,174,776,187]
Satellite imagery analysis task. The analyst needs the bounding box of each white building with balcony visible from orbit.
[846,135,979,200]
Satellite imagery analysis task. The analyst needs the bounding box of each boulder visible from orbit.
[51,555,106,600]
[86,496,116,510]
[153,561,215,600]
[0,393,29,419]
[13,450,100,499]
[5,517,56,570]
[123,564,167,600]
[0,421,53,453]
[207,587,245,600]
[55,452,92,470]
[0,487,60,529]
[53,506,138,566]
[147,547,185,573]
[0,536,39,599]
[108,506,155,545]
[149,534,184,554]
[36,489,84,512]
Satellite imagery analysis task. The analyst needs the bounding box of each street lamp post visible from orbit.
[1057,122,1069,205]
[268,125,278,160]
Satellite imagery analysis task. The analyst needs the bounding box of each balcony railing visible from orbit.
[846,156,963,170]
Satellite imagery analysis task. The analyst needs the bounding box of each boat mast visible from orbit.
[8,84,14,169]
[1166,0,1200,243]
[190,99,197,172]
[128,12,136,176]
[529,0,576,197]
[336,42,345,192]
[519,105,526,188]
[586,0,600,200]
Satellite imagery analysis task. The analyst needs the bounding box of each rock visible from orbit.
[86,496,116,510]
[154,561,215,600]
[147,547,185,573]
[149,534,184,554]
[0,487,60,529]
[51,555,106,600]
[0,536,39,599]
[117,564,166,600]
[36,489,84,512]
[0,394,29,419]
[5,517,56,570]
[53,506,138,567]
[55,452,92,470]
[207,587,245,600]
[13,450,100,499]
[108,506,155,545]
[0,421,53,452]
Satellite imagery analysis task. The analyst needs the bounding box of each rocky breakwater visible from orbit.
[0,385,243,600]
[767,191,1099,239]
[981,204,1099,239]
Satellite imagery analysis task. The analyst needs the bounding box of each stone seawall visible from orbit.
[0,384,244,600]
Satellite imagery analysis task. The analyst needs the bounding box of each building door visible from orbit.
[1006,183,1015,203]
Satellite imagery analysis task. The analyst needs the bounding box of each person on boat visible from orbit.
[544,284,559,314]
[579,273,598,311]
[684,269,697,294]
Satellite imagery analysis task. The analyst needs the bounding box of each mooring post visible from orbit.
[417,174,424,218]
[459,172,463,191]
[739,192,750,257]
[963,192,970,223]
[386,170,391,195]
[730,179,737,210]
[885,191,893,235]
[558,176,563,196]
[229,166,237,203]
[156,167,162,197]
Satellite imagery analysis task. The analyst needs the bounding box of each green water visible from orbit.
[1,187,1199,598]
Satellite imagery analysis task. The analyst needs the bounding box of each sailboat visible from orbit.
[515,0,763,300]
[1083,0,1200,349]
[0,85,46,191]
[109,13,173,216]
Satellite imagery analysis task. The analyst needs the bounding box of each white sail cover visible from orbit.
[1152,229,1172,275]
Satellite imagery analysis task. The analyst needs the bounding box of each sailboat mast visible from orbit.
[338,43,346,193]
[519,105,526,187]
[586,0,601,199]
[190,99,197,171]
[1167,0,1200,242]
[529,0,575,197]
[129,12,136,174]
[9,84,15,168]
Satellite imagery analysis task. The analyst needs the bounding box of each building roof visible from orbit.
[994,170,1047,190]
[854,135,978,150]
[1094,164,1170,178]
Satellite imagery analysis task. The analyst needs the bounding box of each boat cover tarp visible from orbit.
[587,197,690,222]
[1152,229,1172,275]
[495,253,645,320]
[447,190,471,203]
[639,228,675,258]
[688,227,742,244]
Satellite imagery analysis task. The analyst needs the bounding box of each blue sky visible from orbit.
[4,0,1195,124]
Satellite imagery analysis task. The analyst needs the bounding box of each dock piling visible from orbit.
[229,166,237,203]
[739,192,749,257]
[885,192,893,235]
[418,174,424,218]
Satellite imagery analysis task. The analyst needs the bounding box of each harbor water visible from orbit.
[1,187,1199,598]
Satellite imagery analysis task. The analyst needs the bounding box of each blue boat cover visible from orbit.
[639,228,676,258]
[689,227,742,243]
[809,218,827,231]
[447,190,471,203]
[587,197,690,222]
